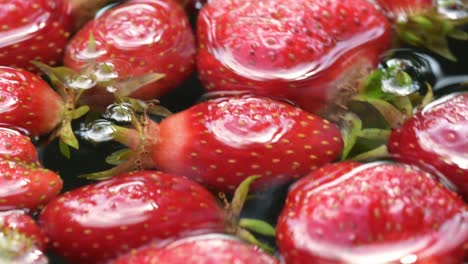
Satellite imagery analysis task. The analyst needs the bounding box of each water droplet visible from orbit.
[82,120,116,143]
[438,0,468,20]
[92,62,119,82]
[66,74,96,90]
[104,103,134,123]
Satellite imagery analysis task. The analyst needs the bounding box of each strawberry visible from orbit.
[0,210,47,251]
[0,66,91,153]
[0,0,115,73]
[388,92,468,198]
[0,67,64,137]
[0,127,63,212]
[374,0,468,61]
[110,234,279,264]
[90,95,343,193]
[276,161,468,263]
[1,211,48,264]
[0,0,72,72]
[0,127,38,163]
[39,170,226,264]
[196,0,391,114]
[63,0,196,108]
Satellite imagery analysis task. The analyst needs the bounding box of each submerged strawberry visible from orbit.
[1,211,48,264]
[276,162,468,263]
[0,66,91,152]
[0,67,64,137]
[388,92,468,198]
[0,0,72,72]
[0,0,111,73]
[196,0,391,113]
[110,234,279,264]
[89,95,343,193]
[63,0,196,108]
[39,170,226,264]
[0,127,63,212]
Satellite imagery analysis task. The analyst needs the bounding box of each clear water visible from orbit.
[33,3,468,264]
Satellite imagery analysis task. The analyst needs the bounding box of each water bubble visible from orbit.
[103,103,134,123]
[92,62,119,82]
[66,74,96,90]
[82,120,116,143]
[438,0,468,20]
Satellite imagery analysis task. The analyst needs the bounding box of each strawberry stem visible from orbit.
[238,218,276,237]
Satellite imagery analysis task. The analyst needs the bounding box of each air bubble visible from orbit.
[103,103,134,123]
[82,120,116,143]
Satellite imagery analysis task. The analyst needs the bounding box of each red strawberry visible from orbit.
[0,67,64,137]
[39,170,226,264]
[0,127,63,212]
[0,0,116,73]
[0,127,38,163]
[276,161,468,263]
[110,234,279,264]
[0,66,90,151]
[63,0,196,108]
[0,0,72,72]
[0,210,47,251]
[374,0,468,61]
[196,0,391,113]
[93,95,343,193]
[388,92,468,198]
[1,211,48,264]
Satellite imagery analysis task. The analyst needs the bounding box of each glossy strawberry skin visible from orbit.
[196,0,391,113]
[152,95,343,193]
[388,92,468,198]
[0,210,47,251]
[276,162,468,264]
[0,0,73,73]
[0,67,64,137]
[110,234,279,264]
[39,170,226,264]
[0,127,38,163]
[0,127,63,212]
[63,0,195,107]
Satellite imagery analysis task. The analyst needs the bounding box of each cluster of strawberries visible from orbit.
[0,0,467,263]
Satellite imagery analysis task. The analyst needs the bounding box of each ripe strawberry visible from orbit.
[63,0,196,108]
[0,66,90,152]
[0,127,38,163]
[0,127,63,212]
[196,0,391,113]
[374,0,468,61]
[0,0,116,73]
[110,234,279,264]
[388,92,468,198]
[276,161,468,263]
[95,95,343,193]
[1,211,48,264]
[0,0,72,72]
[39,170,226,264]
[0,210,47,251]
[0,67,64,137]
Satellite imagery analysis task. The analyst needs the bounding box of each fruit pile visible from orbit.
[0,0,467,263]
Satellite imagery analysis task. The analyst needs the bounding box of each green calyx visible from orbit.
[223,176,276,254]
[339,64,434,161]
[396,8,468,61]
[32,61,90,158]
